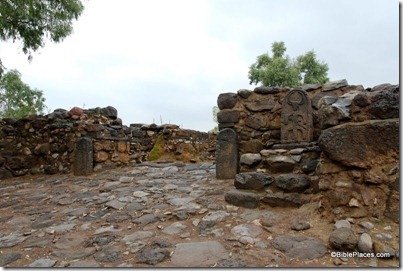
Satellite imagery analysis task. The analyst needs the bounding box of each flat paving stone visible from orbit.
[28,258,57,267]
[0,253,22,266]
[171,241,229,267]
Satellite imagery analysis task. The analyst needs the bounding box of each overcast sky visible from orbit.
[0,0,399,132]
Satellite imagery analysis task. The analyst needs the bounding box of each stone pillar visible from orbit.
[281,89,313,143]
[216,128,238,179]
[74,137,93,176]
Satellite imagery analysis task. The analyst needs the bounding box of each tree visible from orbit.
[210,106,219,134]
[0,0,84,76]
[0,69,47,119]
[248,41,329,87]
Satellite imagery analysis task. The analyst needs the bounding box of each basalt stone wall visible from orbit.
[217,80,399,222]
[0,106,216,179]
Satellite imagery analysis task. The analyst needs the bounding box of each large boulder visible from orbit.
[318,119,399,169]
[368,84,399,119]
[275,174,311,193]
[234,172,274,190]
[217,93,238,110]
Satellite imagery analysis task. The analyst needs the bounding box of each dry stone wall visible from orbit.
[217,80,399,223]
[0,106,215,179]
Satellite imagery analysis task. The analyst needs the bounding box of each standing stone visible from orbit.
[73,137,93,176]
[216,128,238,179]
[281,89,313,143]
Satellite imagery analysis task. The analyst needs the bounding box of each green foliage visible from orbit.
[0,0,84,77]
[148,134,165,161]
[0,69,47,119]
[248,41,329,87]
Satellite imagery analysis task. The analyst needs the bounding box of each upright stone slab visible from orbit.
[216,128,238,179]
[281,89,313,143]
[74,137,93,176]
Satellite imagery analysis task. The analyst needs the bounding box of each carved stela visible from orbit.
[281,89,313,143]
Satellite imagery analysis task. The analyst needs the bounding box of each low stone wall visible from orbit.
[217,81,399,223]
[0,106,215,179]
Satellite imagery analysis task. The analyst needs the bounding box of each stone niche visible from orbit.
[216,81,400,223]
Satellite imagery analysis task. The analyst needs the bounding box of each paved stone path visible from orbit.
[0,162,399,267]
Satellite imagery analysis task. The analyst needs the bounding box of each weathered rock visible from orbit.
[94,246,122,263]
[202,211,229,222]
[264,155,296,173]
[171,241,229,267]
[302,83,321,92]
[225,189,260,208]
[245,114,269,130]
[334,220,351,229]
[318,119,399,169]
[234,172,273,190]
[100,106,118,119]
[28,258,57,267]
[237,89,252,99]
[275,174,310,192]
[239,139,265,153]
[322,79,348,91]
[244,99,276,112]
[137,248,170,265]
[291,217,311,231]
[216,128,238,179]
[0,253,21,266]
[254,86,280,94]
[162,222,187,235]
[261,193,307,207]
[217,109,240,124]
[358,233,373,253]
[368,84,399,119]
[272,235,327,259]
[329,228,358,251]
[217,93,238,110]
[73,137,93,176]
[240,153,262,167]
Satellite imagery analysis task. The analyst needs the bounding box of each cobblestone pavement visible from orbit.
[0,162,399,267]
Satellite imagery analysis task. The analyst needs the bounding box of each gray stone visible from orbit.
[44,222,76,233]
[231,224,263,239]
[69,260,101,267]
[52,247,97,260]
[261,193,307,207]
[217,109,240,123]
[73,137,93,176]
[132,214,162,227]
[162,222,187,235]
[302,83,321,92]
[136,248,170,265]
[275,174,311,192]
[291,217,311,231]
[168,197,194,206]
[100,105,118,119]
[318,119,399,169]
[105,200,126,210]
[368,84,399,119]
[234,172,274,190]
[264,155,296,173]
[272,235,327,259]
[217,92,238,110]
[28,258,57,267]
[94,247,122,263]
[171,241,229,267]
[216,128,238,179]
[281,89,313,143]
[0,253,21,266]
[215,258,249,267]
[237,89,252,99]
[121,231,154,244]
[225,189,260,208]
[358,233,373,253]
[240,153,262,167]
[202,211,229,222]
[334,220,351,229]
[0,232,28,248]
[254,86,280,94]
[23,236,53,248]
[329,228,358,251]
[322,79,348,91]
[359,221,374,230]
[375,233,393,241]
[106,211,131,223]
[128,241,147,253]
[301,159,319,174]
[244,99,276,112]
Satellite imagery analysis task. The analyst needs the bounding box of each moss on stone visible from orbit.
[148,134,165,161]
